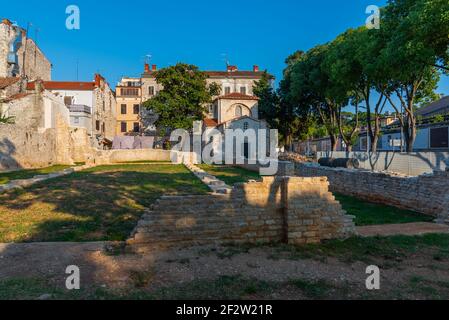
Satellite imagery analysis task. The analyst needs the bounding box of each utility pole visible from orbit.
[34,27,40,68]
[76,59,79,81]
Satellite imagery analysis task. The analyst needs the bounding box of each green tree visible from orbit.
[142,63,221,134]
[253,71,279,130]
[380,0,441,152]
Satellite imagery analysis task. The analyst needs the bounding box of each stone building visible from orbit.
[0,81,91,170]
[137,63,270,136]
[0,18,51,81]
[27,74,117,147]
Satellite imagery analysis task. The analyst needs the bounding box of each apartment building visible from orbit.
[115,77,143,136]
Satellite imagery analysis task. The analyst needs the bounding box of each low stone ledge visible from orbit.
[0,164,95,194]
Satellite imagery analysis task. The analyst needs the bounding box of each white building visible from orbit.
[27,74,117,147]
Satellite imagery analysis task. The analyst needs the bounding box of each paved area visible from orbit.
[357,222,449,237]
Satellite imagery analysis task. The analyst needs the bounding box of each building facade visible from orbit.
[27,74,117,146]
[115,77,142,136]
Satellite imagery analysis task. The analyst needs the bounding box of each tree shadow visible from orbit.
[0,167,209,243]
[0,138,21,171]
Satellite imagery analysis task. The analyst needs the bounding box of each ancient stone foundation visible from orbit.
[128,176,355,247]
[296,163,449,222]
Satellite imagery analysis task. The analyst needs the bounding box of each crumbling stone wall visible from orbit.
[0,93,55,169]
[0,90,90,170]
[128,176,355,246]
[296,163,449,220]
[0,20,51,80]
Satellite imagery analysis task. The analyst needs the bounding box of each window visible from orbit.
[74,117,80,124]
[225,87,231,95]
[121,104,127,114]
[120,88,139,96]
[235,105,242,117]
[133,104,140,115]
[149,86,155,96]
[64,96,73,106]
[243,122,249,131]
[121,122,127,133]
[240,87,246,95]
[133,122,140,133]
[95,120,100,131]
[430,127,449,148]
[102,123,105,133]
[102,101,105,111]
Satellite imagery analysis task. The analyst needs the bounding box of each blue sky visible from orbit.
[2,0,448,94]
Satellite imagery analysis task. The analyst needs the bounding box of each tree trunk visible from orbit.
[330,134,337,152]
[405,115,416,153]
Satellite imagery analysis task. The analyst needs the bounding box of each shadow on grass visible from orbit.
[0,165,209,242]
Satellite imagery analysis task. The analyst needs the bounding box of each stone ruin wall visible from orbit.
[296,163,449,221]
[128,176,356,247]
[0,93,92,170]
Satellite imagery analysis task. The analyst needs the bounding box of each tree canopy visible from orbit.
[261,0,449,153]
[142,63,221,134]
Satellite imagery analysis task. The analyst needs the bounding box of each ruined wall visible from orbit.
[69,127,92,163]
[128,176,355,246]
[0,20,51,80]
[296,163,449,221]
[87,149,171,165]
[0,94,57,169]
[0,90,92,170]
[16,37,52,81]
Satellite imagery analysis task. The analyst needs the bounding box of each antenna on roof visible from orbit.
[76,59,79,81]
[144,54,152,64]
[221,53,230,68]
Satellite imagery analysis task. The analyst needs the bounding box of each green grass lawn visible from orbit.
[197,164,262,186]
[197,165,432,226]
[0,164,209,242]
[335,193,434,226]
[0,165,73,185]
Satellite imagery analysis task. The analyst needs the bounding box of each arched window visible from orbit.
[244,122,249,131]
[235,105,242,117]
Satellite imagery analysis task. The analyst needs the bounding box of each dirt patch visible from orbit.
[0,240,448,299]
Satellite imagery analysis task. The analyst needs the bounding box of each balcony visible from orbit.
[68,104,91,114]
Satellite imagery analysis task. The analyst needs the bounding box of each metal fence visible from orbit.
[316,151,449,176]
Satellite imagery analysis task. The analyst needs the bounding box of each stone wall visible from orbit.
[87,149,172,165]
[128,176,355,247]
[0,20,51,80]
[0,89,92,170]
[296,163,449,221]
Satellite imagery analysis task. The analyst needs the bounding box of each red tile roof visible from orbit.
[205,71,266,79]
[204,118,219,127]
[216,92,260,101]
[27,81,95,91]
[0,77,20,89]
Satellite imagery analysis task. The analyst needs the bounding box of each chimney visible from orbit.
[227,65,237,72]
[94,74,103,87]
[1,19,12,26]
[152,64,157,72]
[253,65,260,72]
[144,63,150,73]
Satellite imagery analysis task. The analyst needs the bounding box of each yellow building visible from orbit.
[115,77,142,136]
